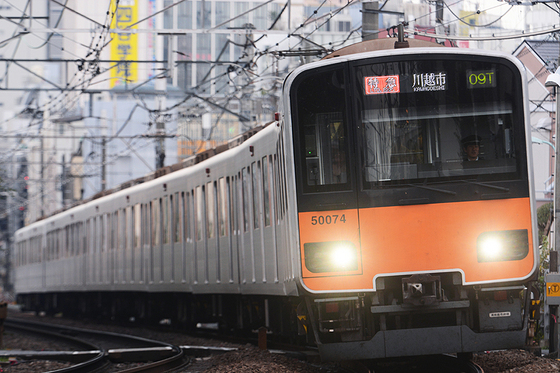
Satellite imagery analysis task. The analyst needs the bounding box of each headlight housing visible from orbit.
[304,241,359,273]
[477,229,529,262]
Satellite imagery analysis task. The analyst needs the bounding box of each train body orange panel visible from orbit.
[300,197,534,292]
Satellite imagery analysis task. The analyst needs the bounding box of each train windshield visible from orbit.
[353,56,526,188]
[290,53,529,209]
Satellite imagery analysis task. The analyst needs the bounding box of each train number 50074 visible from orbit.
[311,214,346,225]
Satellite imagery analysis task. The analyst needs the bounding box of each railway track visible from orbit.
[3,313,487,373]
[3,318,187,372]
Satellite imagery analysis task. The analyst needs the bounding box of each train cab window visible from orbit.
[291,67,351,193]
[353,57,525,190]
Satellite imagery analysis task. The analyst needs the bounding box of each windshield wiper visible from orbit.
[461,180,509,192]
[408,184,457,196]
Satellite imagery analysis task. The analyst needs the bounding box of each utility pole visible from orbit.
[545,67,560,356]
[362,1,379,41]
[156,113,166,169]
[361,2,404,41]
[39,113,44,218]
[434,0,446,44]
[101,138,106,191]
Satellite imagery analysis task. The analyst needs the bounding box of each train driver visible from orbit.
[462,135,482,161]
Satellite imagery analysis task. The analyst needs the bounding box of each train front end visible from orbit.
[285,46,538,360]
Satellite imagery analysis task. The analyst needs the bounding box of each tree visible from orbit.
[537,202,553,245]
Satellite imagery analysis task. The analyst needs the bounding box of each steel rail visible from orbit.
[4,318,186,373]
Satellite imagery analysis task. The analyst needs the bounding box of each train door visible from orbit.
[290,65,362,287]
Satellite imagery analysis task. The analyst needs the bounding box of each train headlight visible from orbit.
[479,237,503,261]
[477,229,529,262]
[304,241,359,273]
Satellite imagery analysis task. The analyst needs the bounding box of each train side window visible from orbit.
[273,153,279,222]
[183,191,191,241]
[171,193,180,243]
[81,222,85,255]
[277,141,285,217]
[241,168,250,232]
[163,196,169,245]
[227,177,233,236]
[53,230,57,260]
[262,156,271,227]
[101,214,107,253]
[179,192,184,242]
[67,225,72,257]
[252,161,260,229]
[70,224,74,257]
[53,231,57,260]
[152,199,160,247]
[66,225,70,257]
[207,181,216,239]
[35,236,38,263]
[106,215,110,253]
[141,203,148,281]
[134,204,141,249]
[195,186,203,241]
[111,214,115,252]
[89,219,93,257]
[218,177,228,237]
[63,225,68,258]
[52,232,55,261]
[78,223,82,255]
[123,208,128,251]
[60,227,64,258]
[46,232,50,261]
[142,203,149,249]
[72,224,75,256]
[51,231,55,261]
[279,136,288,216]
[230,176,237,236]
[70,225,74,257]
[86,219,90,255]
[35,236,39,263]
[94,217,98,256]
[30,237,34,263]
[114,211,120,251]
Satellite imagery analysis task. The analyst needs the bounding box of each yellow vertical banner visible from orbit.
[110,0,138,87]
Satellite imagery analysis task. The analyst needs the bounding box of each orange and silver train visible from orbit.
[14,38,538,361]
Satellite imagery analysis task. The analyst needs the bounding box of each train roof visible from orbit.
[322,38,445,60]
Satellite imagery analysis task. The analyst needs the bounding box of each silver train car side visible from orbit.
[15,121,302,324]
